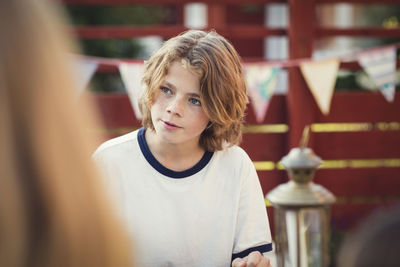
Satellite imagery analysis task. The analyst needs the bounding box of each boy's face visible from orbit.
[150,60,209,149]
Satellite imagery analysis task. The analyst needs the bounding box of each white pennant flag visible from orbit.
[70,57,98,95]
[244,63,280,123]
[358,47,396,102]
[119,62,145,120]
[300,58,340,115]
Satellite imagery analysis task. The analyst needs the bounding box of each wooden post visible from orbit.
[207,3,227,32]
[287,0,317,148]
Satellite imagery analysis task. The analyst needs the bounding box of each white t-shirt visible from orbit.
[94,128,272,267]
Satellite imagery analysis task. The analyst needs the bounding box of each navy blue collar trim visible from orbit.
[231,243,273,263]
[137,128,213,179]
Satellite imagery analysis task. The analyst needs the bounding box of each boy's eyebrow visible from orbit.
[163,81,201,98]
[163,81,177,90]
[188,93,201,98]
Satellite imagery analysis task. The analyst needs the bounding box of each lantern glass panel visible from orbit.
[274,207,331,267]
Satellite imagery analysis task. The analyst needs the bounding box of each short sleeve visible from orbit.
[232,155,273,261]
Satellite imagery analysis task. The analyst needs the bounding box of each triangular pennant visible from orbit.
[119,62,145,120]
[358,46,396,102]
[244,63,280,123]
[300,58,340,115]
[70,57,98,95]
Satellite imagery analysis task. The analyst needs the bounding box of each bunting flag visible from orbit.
[358,46,396,102]
[70,57,98,95]
[300,58,340,115]
[119,62,145,120]
[244,63,280,123]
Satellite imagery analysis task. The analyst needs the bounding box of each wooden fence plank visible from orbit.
[63,0,286,5]
[73,25,286,39]
[242,133,287,161]
[92,93,140,127]
[315,168,400,197]
[257,170,287,195]
[316,27,400,37]
[318,0,400,5]
[317,91,400,122]
[73,25,187,39]
[313,131,400,159]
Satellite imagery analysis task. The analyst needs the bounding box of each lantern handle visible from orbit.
[299,125,310,148]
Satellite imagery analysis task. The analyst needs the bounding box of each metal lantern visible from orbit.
[266,146,336,267]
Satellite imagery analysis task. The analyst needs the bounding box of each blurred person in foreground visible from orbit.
[337,204,400,267]
[0,0,133,266]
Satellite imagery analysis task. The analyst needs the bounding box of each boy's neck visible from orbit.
[145,129,205,172]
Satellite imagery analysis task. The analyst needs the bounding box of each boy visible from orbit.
[94,30,273,267]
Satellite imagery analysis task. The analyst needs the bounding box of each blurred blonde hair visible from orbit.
[140,30,248,152]
[0,0,133,266]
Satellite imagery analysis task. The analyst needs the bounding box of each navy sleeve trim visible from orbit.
[232,243,273,262]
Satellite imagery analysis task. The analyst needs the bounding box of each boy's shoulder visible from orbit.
[93,129,140,157]
[218,144,252,163]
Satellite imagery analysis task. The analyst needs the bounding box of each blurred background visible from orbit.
[61,1,400,266]
[64,1,400,93]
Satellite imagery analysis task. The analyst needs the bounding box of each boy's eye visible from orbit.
[189,98,201,106]
[160,86,172,95]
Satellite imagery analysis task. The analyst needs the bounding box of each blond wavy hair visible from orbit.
[140,30,248,152]
[0,0,133,266]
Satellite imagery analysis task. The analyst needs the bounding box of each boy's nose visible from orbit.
[166,98,184,116]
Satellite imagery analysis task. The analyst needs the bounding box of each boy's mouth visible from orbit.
[162,120,181,128]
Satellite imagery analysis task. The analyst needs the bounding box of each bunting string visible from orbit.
[71,42,399,120]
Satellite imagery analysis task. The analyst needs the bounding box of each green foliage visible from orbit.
[65,5,173,58]
[358,4,400,27]
[90,73,125,93]
[240,4,263,14]
[64,5,175,92]
[66,5,173,26]
[79,39,144,58]
[335,70,362,91]
[328,5,400,92]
